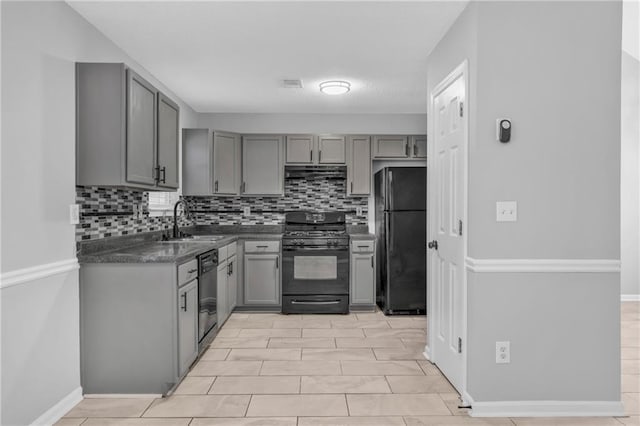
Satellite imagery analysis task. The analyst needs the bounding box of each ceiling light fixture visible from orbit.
[319,80,351,95]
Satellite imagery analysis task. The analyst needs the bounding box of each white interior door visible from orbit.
[428,61,467,394]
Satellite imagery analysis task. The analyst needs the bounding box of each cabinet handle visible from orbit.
[413,144,417,157]
[358,245,369,248]
[276,256,279,269]
[242,182,246,193]
[256,245,268,248]
[405,143,409,157]
[319,150,322,162]
[214,180,218,192]
[310,150,313,162]
[181,292,187,311]
[160,166,166,184]
[154,166,161,183]
[187,268,197,274]
[229,261,233,275]
[350,182,353,194]
[371,256,374,268]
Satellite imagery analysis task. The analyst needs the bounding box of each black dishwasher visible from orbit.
[198,250,218,346]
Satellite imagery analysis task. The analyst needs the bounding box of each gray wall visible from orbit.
[198,113,427,134]
[427,0,622,404]
[621,51,640,297]
[0,2,198,424]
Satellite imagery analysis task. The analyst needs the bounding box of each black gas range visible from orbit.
[281,212,350,314]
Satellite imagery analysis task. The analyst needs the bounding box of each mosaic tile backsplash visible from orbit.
[76,178,368,241]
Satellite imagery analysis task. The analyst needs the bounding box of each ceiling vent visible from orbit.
[282,79,303,89]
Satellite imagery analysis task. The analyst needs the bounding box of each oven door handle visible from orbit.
[283,247,348,252]
[290,300,341,305]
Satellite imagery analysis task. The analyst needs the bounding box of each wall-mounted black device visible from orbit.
[497,119,511,143]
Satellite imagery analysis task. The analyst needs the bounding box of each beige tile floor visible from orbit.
[60,303,640,425]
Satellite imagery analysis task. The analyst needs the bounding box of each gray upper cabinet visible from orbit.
[242,135,284,196]
[182,129,240,196]
[318,135,346,164]
[346,136,371,197]
[157,93,180,189]
[286,135,315,164]
[372,135,410,159]
[76,63,180,191]
[213,131,241,195]
[126,70,157,186]
[410,135,427,158]
[182,129,212,196]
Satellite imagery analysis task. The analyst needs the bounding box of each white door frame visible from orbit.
[425,59,470,403]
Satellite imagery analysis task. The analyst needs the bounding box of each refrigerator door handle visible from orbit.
[388,170,394,211]
[386,213,393,254]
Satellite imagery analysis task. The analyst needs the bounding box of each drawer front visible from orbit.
[218,245,228,261]
[245,240,280,253]
[351,240,374,253]
[226,242,237,258]
[178,258,198,286]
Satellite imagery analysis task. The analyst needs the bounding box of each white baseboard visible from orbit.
[622,294,640,302]
[30,387,83,426]
[1,258,79,289]
[465,257,620,273]
[422,345,432,361]
[469,400,625,417]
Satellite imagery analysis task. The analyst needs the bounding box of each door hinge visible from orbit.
[458,337,462,354]
[459,102,464,117]
[458,219,463,236]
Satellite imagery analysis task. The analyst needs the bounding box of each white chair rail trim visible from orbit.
[1,258,79,289]
[465,257,620,273]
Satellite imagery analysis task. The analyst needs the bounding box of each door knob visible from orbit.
[428,240,438,250]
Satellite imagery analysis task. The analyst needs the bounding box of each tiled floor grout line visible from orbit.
[137,397,156,418]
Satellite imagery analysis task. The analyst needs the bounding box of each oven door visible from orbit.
[282,246,349,296]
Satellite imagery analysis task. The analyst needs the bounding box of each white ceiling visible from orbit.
[67,1,468,114]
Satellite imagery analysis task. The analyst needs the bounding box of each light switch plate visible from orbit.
[243,206,251,216]
[496,201,517,222]
[69,204,80,225]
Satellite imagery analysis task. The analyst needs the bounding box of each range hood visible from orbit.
[285,165,347,180]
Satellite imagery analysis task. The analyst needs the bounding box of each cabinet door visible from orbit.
[217,262,228,326]
[244,254,280,305]
[347,136,371,196]
[213,131,241,195]
[227,254,237,311]
[157,93,179,189]
[410,135,427,159]
[178,280,198,376]
[242,135,284,196]
[126,69,158,186]
[318,135,346,164]
[350,253,375,305]
[182,129,212,196]
[372,136,409,159]
[286,135,315,164]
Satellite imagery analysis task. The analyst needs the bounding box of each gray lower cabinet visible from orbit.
[350,239,376,308]
[217,261,229,325]
[244,241,281,306]
[178,279,198,375]
[80,259,198,394]
[347,135,371,196]
[227,254,238,310]
[241,135,285,196]
[76,63,179,190]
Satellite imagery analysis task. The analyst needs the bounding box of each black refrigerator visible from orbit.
[375,167,426,315]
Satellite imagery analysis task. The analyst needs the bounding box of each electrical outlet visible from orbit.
[356,206,363,216]
[496,341,511,364]
[69,204,80,225]
[496,201,517,222]
[243,206,251,216]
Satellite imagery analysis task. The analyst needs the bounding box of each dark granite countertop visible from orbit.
[78,236,238,264]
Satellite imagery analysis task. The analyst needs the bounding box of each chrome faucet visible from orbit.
[173,199,190,238]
